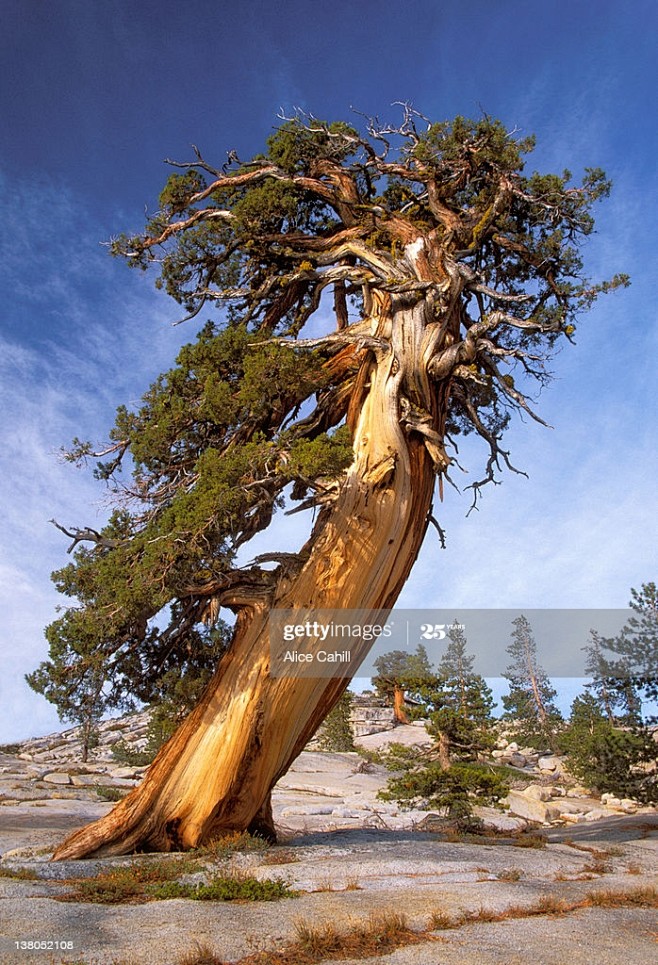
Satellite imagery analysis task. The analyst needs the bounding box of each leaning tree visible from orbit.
[38,107,627,859]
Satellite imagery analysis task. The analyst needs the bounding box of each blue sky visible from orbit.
[1,0,656,740]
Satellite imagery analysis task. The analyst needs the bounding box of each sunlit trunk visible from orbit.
[53,292,446,859]
[393,686,409,724]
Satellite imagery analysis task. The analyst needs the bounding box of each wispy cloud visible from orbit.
[0,172,191,741]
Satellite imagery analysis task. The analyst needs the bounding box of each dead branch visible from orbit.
[49,519,122,554]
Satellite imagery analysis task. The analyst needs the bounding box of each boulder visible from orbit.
[474,806,527,833]
[537,756,563,772]
[523,785,552,802]
[584,808,609,821]
[108,766,139,779]
[508,753,528,768]
[42,772,72,785]
[561,812,587,823]
[70,774,107,787]
[505,790,562,823]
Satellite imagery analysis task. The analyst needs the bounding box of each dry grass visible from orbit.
[311,876,362,894]
[581,857,611,875]
[178,943,226,965]
[430,886,658,931]
[564,839,623,860]
[261,849,300,866]
[511,832,548,849]
[586,886,658,908]
[0,864,39,880]
[174,887,658,965]
[232,912,426,964]
[198,831,270,859]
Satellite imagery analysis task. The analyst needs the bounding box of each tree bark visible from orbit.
[393,686,410,724]
[53,291,445,859]
[437,731,451,771]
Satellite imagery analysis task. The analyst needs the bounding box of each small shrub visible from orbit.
[111,740,154,767]
[379,760,509,820]
[95,785,127,802]
[511,832,547,849]
[150,873,297,902]
[0,743,21,755]
[497,868,522,881]
[76,869,145,904]
[0,865,39,880]
[199,830,270,859]
[63,855,200,904]
[316,692,356,752]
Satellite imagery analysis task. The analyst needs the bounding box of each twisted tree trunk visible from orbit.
[54,292,447,859]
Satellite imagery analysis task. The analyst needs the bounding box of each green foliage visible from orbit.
[376,631,505,821]
[415,627,497,761]
[598,582,657,723]
[34,108,626,732]
[95,785,127,802]
[582,630,636,724]
[559,693,657,804]
[372,645,433,702]
[316,691,355,752]
[378,761,508,819]
[502,616,562,750]
[26,659,106,763]
[110,741,153,768]
[72,856,200,903]
[266,118,360,174]
[149,873,297,902]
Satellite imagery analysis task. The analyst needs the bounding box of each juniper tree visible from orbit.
[372,644,433,723]
[37,107,626,859]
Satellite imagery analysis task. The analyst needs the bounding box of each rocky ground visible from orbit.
[0,713,656,964]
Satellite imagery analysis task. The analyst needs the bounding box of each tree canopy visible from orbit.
[31,106,628,747]
[502,615,562,749]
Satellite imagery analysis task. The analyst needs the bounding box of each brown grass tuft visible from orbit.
[178,943,226,965]
[236,911,426,964]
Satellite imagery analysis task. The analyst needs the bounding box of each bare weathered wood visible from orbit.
[53,283,450,859]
